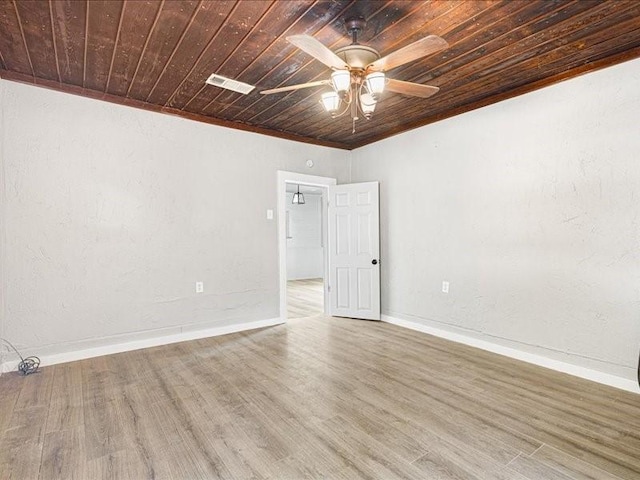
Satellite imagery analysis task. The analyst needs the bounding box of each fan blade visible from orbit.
[286,35,349,70]
[386,78,440,98]
[260,80,330,95]
[368,35,448,72]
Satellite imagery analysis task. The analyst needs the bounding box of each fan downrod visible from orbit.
[344,16,366,45]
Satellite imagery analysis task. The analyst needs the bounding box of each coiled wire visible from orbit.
[1,338,40,375]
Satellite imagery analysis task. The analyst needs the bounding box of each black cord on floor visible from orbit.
[1,338,40,375]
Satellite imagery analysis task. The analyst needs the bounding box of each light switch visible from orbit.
[266,209,274,220]
[442,281,449,293]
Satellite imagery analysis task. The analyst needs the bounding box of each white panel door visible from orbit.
[328,182,380,320]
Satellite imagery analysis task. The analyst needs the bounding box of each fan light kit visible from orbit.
[261,17,448,133]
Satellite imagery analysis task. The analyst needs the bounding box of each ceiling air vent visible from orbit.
[205,74,255,94]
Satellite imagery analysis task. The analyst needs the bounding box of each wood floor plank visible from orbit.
[508,451,591,480]
[240,389,377,479]
[13,367,54,410]
[85,447,151,480]
[168,386,269,480]
[529,444,624,480]
[285,320,537,464]
[311,319,640,478]
[0,315,638,478]
[468,368,640,437]
[114,383,172,479]
[0,405,48,480]
[287,278,323,319]
[0,372,24,437]
[0,367,54,480]
[141,348,237,479]
[460,382,640,478]
[80,356,128,462]
[170,345,287,479]
[312,414,427,480]
[39,427,87,480]
[304,386,430,463]
[411,438,530,480]
[45,363,83,434]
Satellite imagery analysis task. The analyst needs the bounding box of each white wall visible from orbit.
[286,192,323,280]
[0,80,5,354]
[0,81,350,362]
[2,58,639,389]
[351,58,640,382]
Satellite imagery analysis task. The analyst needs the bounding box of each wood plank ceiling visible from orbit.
[1,1,639,150]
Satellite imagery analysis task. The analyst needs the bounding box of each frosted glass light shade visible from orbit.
[360,92,376,116]
[365,72,385,95]
[321,91,340,113]
[331,70,351,94]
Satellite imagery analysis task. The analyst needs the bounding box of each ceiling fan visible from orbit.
[260,17,448,132]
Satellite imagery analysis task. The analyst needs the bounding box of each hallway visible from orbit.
[287,278,323,319]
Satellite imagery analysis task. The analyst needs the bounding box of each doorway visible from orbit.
[286,184,325,319]
[277,171,381,322]
[277,171,336,321]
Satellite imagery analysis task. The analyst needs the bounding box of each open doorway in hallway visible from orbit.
[285,183,325,319]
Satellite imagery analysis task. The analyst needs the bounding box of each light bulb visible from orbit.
[331,70,351,94]
[360,92,376,117]
[321,91,340,113]
[365,72,385,97]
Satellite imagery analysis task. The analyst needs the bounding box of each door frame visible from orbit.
[277,171,336,321]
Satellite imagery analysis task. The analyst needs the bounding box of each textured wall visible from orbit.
[0,80,5,359]
[0,81,350,358]
[351,58,640,381]
[286,192,324,280]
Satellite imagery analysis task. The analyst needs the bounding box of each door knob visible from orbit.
[372,259,378,265]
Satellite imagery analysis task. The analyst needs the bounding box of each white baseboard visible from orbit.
[1,317,283,373]
[382,314,639,395]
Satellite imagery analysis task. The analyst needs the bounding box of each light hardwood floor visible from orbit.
[1,316,639,479]
[287,278,324,319]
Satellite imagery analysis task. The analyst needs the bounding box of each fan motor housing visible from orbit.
[334,44,380,70]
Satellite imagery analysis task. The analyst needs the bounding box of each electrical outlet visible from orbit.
[196,281,204,293]
[442,281,449,293]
